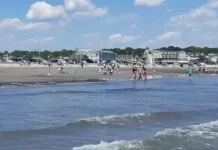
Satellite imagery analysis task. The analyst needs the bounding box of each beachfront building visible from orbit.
[161,51,188,64]
[99,50,117,62]
[71,50,117,63]
[85,51,100,63]
[143,48,188,65]
[210,56,218,63]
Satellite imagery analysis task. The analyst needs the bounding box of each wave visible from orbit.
[72,110,198,126]
[0,111,194,138]
[1,109,218,138]
[155,120,218,139]
[72,120,218,150]
[72,140,143,150]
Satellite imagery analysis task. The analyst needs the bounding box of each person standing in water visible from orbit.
[188,68,193,80]
[198,65,202,75]
[132,63,138,80]
[202,66,206,75]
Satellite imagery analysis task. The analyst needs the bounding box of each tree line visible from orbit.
[1,46,218,60]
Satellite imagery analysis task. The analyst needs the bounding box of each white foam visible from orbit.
[72,140,142,150]
[78,113,151,124]
[155,120,218,139]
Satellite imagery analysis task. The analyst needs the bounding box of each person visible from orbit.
[109,65,114,75]
[198,65,202,75]
[142,65,148,80]
[81,61,84,68]
[48,61,52,76]
[132,63,138,80]
[153,66,155,73]
[72,66,76,74]
[117,63,120,73]
[188,68,193,79]
[57,67,64,73]
[202,66,206,75]
[138,67,143,80]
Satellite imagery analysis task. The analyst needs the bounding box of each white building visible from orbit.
[75,50,117,63]
[210,56,218,63]
[86,51,100,63]
[143,48,188,65]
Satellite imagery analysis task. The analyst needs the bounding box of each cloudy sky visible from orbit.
[0,0,217,51]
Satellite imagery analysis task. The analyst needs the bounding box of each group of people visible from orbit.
[132,63,148,80]
[99,63,120,75]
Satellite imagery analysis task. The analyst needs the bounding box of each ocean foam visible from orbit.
[155,120,218,139]
[72,140,143,150]
[72,120,218,150]
[78,113,152,125]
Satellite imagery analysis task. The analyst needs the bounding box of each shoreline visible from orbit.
[0,74,189,87]
[0,79,106,87]
[0,65,217,87]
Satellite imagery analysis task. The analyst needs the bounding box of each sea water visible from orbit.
[0,76,218,150]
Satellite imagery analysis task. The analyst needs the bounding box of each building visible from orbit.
[99,50,117,62]
[210,56,218,63]
[161,51,188,64]
[85,51,99,63]
[143,48,188,65]
[72,50,117,63]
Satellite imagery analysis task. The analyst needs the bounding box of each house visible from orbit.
[70,50,117,63]
[143,48,188,65]
[210,56,218,63]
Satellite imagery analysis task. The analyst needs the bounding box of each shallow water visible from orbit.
[0,76,218,150]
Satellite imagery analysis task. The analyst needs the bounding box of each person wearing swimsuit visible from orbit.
[188,68,193,79]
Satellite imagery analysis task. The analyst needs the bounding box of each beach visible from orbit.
[0,64,183,86]
[0,63,217,86]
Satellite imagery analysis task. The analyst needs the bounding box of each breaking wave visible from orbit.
[1,109,218,139]
[73,111,191,126]
[72,140,143,150]
[72,120,218,150]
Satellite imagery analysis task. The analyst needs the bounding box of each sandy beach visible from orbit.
[0,64,217,86]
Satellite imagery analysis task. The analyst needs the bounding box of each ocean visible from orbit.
[0,76,218,150]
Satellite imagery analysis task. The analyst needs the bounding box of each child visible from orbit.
[188,68,193,80]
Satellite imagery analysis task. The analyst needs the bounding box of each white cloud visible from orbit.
[161,0,218,47]
[0,18,52,31]
[15,36,54,45]
[157,32,180,40]
[65,0,108,17]
[109,34,138,43]
[65,0,95,10]
[167,0,218,28]
[134,0,165,6]
[26,2,66,20]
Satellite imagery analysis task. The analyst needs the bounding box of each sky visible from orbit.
[0,0,217,51]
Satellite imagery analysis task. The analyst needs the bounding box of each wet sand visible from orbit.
[0,65,216,86]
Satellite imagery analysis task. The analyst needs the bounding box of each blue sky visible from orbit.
[0,0,217,51]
